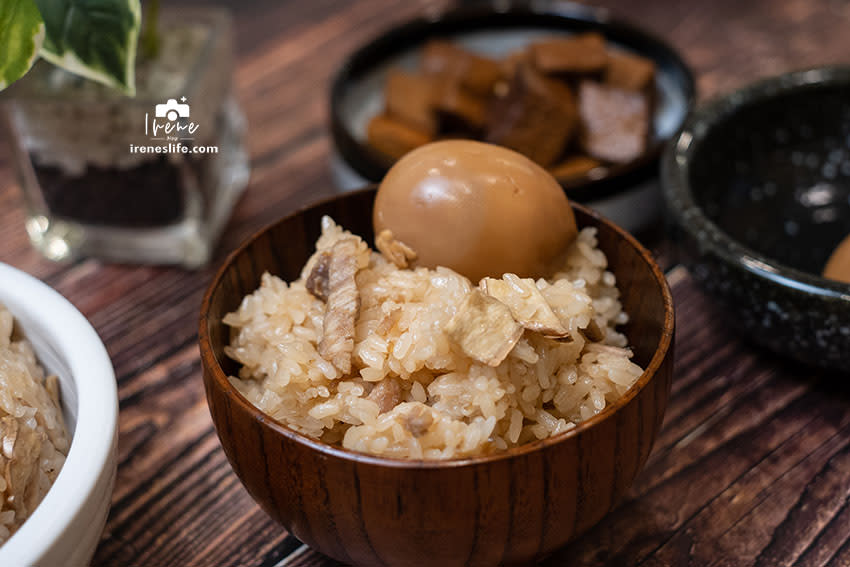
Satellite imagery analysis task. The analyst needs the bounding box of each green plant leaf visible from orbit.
[36,0,141,95]
[0,0,45,90]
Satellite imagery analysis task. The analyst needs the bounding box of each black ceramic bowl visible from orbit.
[662,66,850,372]
[330,0,695,233]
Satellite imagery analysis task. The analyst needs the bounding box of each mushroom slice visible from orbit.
[375,229,417,269]
[367,379,402,414]
[2,416,42,510]
[375,306,402,335]
[404,404,434,438]
[480,275,569,338]
[580,318,606,342]
[1,417,18,460]
[445,289,523,367]
[318,238,362,374]
[305,251,332,301]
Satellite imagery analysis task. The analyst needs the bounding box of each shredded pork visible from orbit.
[318,238,362,374]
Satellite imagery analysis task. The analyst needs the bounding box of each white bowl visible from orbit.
[0,263,117,567]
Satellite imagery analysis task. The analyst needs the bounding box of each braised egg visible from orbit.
[373,140,578,282]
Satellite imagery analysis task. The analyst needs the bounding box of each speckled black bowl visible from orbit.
[662,66,850,372]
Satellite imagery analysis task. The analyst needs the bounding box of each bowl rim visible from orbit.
[662,64,850,300]
[199,187,675,469]
[0,262,117,565]
[328,0,696,203]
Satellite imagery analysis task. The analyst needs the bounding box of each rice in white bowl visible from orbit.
[224,217,643,459]
[0,305,70,544]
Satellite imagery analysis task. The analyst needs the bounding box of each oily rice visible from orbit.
[0,305,69,545]
[224,217,643,459]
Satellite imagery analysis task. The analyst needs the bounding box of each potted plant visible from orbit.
[0,0,249,267]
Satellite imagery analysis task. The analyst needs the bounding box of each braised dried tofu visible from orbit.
[445,289,523,366]
[578,81,649,164]
[480,275,569,338]
[375,229,417,269]
[501,48,532,81]
[604,51,656,92]
[421,40,503,96]
[318,238,363,374]
[486,64,578,167]
[531,33,608,74]
[548,155,603,180]
[431,77,488,131]
[368,35,658,174]
[367,114,433,161]
[385,70,439,135]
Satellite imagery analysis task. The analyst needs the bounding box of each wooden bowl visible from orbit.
[199,188,674,567]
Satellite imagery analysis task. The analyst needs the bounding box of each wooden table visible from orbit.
[2,0,850,565]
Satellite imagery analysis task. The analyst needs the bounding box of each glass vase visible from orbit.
[1,7,250,268]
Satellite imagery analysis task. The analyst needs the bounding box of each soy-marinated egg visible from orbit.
[373,140,578,282]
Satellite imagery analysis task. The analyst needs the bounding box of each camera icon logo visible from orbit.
[155,98,190,121]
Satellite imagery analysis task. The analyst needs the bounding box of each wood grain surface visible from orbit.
[1,0,849,566]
